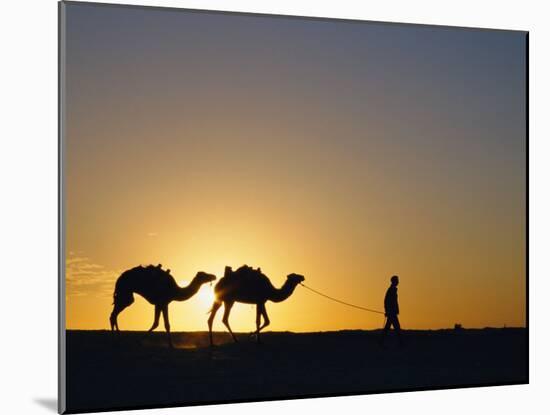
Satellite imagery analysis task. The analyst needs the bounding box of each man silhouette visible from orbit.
[381,275,402,345]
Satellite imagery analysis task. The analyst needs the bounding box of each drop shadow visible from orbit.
[33,398,57,412]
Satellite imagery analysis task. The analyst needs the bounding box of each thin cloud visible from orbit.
[66,252,119,298]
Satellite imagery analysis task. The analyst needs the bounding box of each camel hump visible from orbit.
[117,264,175,287]
[232,265,264,278]
[234,265,265,276]
[233,265,271,287]
[235,264,251,274]
[217,264,268,288]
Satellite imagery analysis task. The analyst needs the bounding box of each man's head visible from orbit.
[391,275,399,286]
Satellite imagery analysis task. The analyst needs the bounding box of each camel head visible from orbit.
[193,271,217,285]
[286,273,305,286]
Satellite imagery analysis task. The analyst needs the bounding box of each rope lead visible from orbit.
[299,283,385,315]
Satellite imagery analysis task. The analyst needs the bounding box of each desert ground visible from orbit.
[65,328,527,413]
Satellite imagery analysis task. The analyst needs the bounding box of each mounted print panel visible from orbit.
[59,1,528,413]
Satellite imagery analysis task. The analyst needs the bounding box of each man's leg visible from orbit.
[392,315,404,345]
[380,315,392,346]
[392,315,401,332]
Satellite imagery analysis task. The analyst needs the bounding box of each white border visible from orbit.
[1,1,546,414]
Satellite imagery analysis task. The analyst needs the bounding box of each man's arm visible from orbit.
[384,287,391,315]
[384,287,398,315]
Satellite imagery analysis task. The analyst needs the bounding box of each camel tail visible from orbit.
[112,287,120,305]
[112,277,127,305]
[112,279,122,305]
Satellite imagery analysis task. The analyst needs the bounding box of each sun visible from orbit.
[197,284,216,307]
[180,280,216,307]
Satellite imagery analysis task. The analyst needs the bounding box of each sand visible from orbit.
[65,328,527,413]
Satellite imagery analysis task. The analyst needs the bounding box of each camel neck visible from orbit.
[270,280,298,303]
[174,278,202,301]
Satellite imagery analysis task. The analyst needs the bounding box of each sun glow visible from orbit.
[180,280,216,308]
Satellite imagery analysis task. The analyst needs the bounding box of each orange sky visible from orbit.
[64,4,526,332]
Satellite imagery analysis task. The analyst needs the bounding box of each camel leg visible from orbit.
[255,305,262,335]
[256,303,270,343]
[110,306,121,331]
[110,304,125,332]
[110,294,134,331]
[259,303,270,332]
[161,305,173,348]
[208,301,222,346]
[222,301,238,343]
[148,306,161,332]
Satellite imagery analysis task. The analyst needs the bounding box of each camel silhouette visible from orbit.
[110,264,216,347]
[207,265,304,345]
